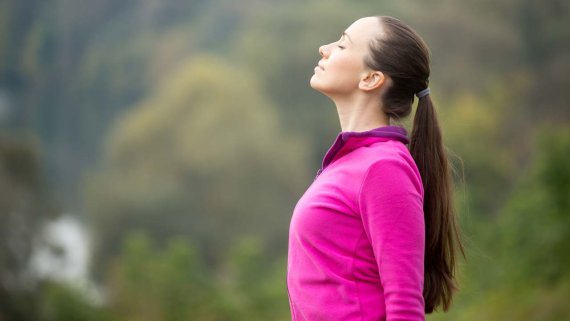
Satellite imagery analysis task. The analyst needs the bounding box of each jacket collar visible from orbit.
[317,125,409,176]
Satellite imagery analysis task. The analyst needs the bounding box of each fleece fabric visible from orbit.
[287,125,425,321]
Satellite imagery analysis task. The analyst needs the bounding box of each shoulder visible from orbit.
[362,140,421,178]
[354,139,412,164]
[358,143,424,200]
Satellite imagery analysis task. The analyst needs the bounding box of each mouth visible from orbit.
[317,64,325,70]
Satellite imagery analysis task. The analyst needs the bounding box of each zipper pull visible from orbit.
[314,168,323,181]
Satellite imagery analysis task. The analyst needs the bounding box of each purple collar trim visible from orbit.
[316,125,409,179]
[340,125,409,144]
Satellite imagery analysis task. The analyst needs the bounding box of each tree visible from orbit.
[85,55,311,278]
[0,134,57,320]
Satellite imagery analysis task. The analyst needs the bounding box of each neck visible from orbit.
[332,93,390,132]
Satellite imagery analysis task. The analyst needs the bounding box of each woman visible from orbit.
[287,16,465,321]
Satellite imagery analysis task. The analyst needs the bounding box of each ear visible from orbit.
[359,71,386,92]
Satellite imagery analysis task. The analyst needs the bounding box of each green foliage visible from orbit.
[537,128,570,212]
[108,232,215,320]
[438,84,518,216]
[428,126,570,321]
[106,232,290,321]
[497,126,570,286]
[39,281,114,321]
[428,278,570,321]
[1,0,569,320]
[0,135,57,320]
[86,54,311,278]
[218,236,290,320]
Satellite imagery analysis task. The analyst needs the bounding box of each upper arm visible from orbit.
[358,159,425,321]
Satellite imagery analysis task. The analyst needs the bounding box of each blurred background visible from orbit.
[0,0,569,320]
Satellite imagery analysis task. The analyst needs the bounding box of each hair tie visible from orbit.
[416,87,430,98]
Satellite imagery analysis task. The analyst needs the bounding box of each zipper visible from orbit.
[315,134,346,180]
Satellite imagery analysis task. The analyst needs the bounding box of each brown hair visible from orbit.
[364,16,465,313]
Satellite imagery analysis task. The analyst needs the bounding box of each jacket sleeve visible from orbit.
[358,159,425,321]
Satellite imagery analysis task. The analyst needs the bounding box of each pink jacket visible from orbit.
[287,125,425,321]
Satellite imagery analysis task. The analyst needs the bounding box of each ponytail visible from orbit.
[410,94,466,313]
[366,15,466,313]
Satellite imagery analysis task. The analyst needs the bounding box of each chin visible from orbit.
[309,75,324,91]
[310,74,338,99]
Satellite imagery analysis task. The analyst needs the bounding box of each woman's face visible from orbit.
[310,17,383,97]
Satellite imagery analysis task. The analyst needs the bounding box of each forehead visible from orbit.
[344,17,383,46]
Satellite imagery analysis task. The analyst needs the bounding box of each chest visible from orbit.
[290,160,368,248]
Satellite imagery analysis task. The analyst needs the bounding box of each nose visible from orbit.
[319,44,329,58]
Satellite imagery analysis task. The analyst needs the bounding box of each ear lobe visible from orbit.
[359,71,386,91]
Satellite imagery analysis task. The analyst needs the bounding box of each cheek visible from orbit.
[332,53,363,75]
[331,56,364,84]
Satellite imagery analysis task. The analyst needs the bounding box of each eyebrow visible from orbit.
[342,32,354,44]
